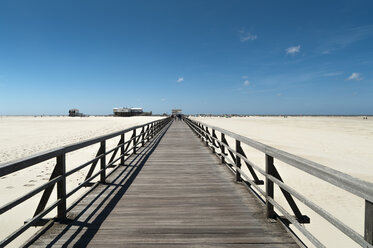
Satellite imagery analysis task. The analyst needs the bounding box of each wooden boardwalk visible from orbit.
[26,121,298,247]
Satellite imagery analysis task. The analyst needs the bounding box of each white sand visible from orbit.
[192,116,373,248]
[1,115,372,247]
[0,116,163,247]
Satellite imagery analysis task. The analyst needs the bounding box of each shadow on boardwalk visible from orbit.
[25,124,170,247]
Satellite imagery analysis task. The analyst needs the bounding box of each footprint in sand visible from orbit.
[23,184,34,187]
[1,176,7,179]
[36,174,43,177]
[6,186,14,189]
[29,179,36,182]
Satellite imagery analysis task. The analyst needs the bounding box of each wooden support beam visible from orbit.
[133,129,137,154]
[266,154,275,219]
[365,200,373,244]
[221,133,225,164]
[100,141,106,183]
[84,146,103,181]
[141,127,145,147]
[272,165,309,224]
[204,127,209,146]
[108,137,124,165]
[211,129,216,154]
[33,164,60,217]
[235,140,242,182]
[56,154,66,220]
[236,145,264,185]
[221,135,236,164]
[120,134,125,166]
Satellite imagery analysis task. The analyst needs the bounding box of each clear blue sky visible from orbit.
[1,0,372,115]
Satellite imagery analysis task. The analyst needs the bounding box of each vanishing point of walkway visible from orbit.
[27,121,298,247]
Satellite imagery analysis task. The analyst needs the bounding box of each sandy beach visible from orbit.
[1,115,372,247]
[0,116,163,247]
[192,116,373,248]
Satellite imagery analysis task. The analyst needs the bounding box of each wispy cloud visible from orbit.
[324,71,343,77]
[243,80,250,86]
[286,45,301,55]
[319,25,373,53]
[239,29,257,42]
[347,72,362,81]
[242,75,248,79]
[176,77,184,83]
[161,98,166,102]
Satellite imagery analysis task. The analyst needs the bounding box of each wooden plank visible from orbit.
[26,121,298,247]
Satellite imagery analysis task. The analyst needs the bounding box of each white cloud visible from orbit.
[286,45,301,55]
[242,75,248,79]
[243,80,250,86]
[239,29,257,42]
[161,98,166,102]
[176,77,184,83]
[347,72,362,80]
[321,49,331,54]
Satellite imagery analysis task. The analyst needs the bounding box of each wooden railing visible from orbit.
[0,117,172,247]
[184,117,373,248]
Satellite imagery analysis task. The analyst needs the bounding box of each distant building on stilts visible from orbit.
[68,108,84,117]
[113,107,152,117]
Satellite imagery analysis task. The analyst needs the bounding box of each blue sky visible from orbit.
[0,0,372,115]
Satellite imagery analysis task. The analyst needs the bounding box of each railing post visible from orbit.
[141,127,145,147]
[133,129,137,154]
[221,133,225,164]
[235,140,242,182]
[204,126,208,146]
[365,200,373,244]
[266,154,275,219]
[100,141,106,183]
[147,124,151,141]
[120,133,125,166]
[56,154,66,220]
[211,129,216,154]
[150,123,153,139]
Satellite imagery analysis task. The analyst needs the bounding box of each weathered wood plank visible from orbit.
[26,121,298,247]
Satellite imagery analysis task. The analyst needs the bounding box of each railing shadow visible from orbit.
[25,122,171,247]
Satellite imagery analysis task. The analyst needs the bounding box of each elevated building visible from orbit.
[69,108,84,117]
[113,107,151,117]
[172,109,182,115]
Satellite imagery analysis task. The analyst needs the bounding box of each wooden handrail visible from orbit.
[0,117,172,247]
[184,117,373,247]
[186,118,373,202]
[0,118,168,177]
